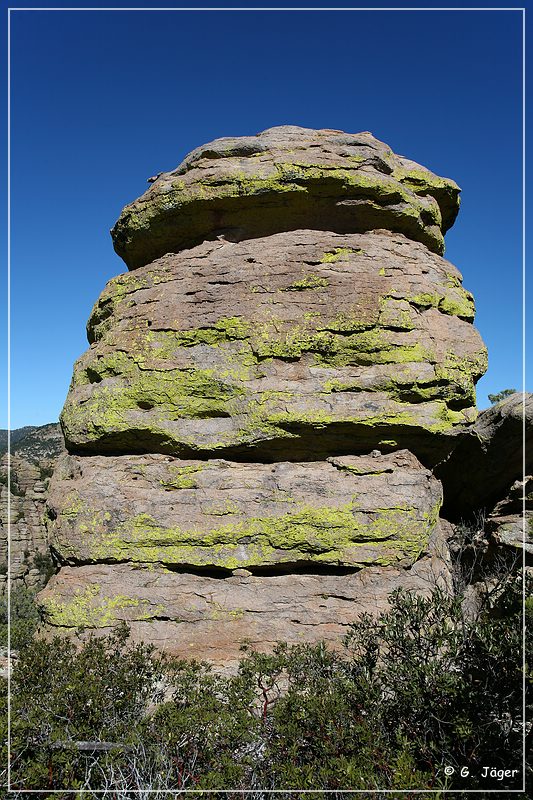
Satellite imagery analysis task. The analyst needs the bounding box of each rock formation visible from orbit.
[438,392,532,518]
[0,423,65,591]
[38,126,507,667]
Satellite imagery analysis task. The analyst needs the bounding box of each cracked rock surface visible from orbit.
[46,450,442,571]
[39,521,452,669]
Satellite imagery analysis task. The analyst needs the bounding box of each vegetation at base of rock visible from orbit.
[488,388,518,405]
[3,574,529,794]
[0,586,40,649]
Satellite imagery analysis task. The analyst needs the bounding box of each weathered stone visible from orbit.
[38,522,452,669]
[485,476,533,561]
[37,127,489,669]
[0,424,65,591]
[111,126,460,270]
[438,393,532,519]
[47,449,442,571]
[61,230,486,465]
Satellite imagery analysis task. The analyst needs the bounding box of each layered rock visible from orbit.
[40,126,488,666]
[46,450,441,571]
[62,230,485,465]
[0,424,65,591]
[39,532,452,667]
[112,126,460,270]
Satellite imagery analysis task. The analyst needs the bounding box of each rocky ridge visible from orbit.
[37,127,527,668]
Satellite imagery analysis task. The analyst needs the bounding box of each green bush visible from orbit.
[2,572,530,795]
[31,551,56,582]
[8,623,165,792]
[0,585,40,649]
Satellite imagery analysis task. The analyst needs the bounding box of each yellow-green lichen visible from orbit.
[63,361,246,438]
[41,585,155,629]
[160,465,205,490]
[321,247,364,263]
[281,274,329,291]
[83,500,439,570]
[113,159,450,269]
[407,289,475,321]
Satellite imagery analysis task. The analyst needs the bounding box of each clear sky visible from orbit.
[2,2,528,428]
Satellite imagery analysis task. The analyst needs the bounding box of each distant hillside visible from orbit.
[0,426,38,450]
[0,423,64,463]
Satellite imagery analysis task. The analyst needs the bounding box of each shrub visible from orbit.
[0,585,40,649]
[2,572,529,794]
[8,623,165,792]
[31,551,56,582]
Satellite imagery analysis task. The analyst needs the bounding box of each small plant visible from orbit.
[32,551,56,582]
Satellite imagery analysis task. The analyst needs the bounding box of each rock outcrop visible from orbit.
[0,424,65,591]
[40,126,492,667]
[46,450,442,571]
[485,475,532,562]
[112,126,460,270]
[62,230,485,466]
[438,393,532,519]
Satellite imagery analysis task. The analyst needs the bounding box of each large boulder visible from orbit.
[111,126,460,270]
[437,393,532,519]
[39,127,488,668]
[61,230,486,465]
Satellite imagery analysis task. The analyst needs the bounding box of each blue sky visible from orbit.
[2,2,528,428]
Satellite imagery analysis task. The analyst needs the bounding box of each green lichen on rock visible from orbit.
[281,274,330,291]
[111,127,460,269]
[407,289,475,321]
[321,247,364,263]
[62,306,485,455]
[62,356,246,440]
[78,499,439,570]
[392,165,460,233]
[160,464,205,490]
[40,584,154,629]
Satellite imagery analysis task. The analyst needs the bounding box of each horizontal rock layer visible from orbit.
[111,126,460,269]
[39,522,452,668]
[47,450,441,571]
[62,230,487,465]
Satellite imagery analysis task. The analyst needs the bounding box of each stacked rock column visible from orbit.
[38,126,488,668]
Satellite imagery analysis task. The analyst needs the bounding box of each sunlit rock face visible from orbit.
[40,126,488,667]
[112,125,460,270]
[62,229,486,465]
